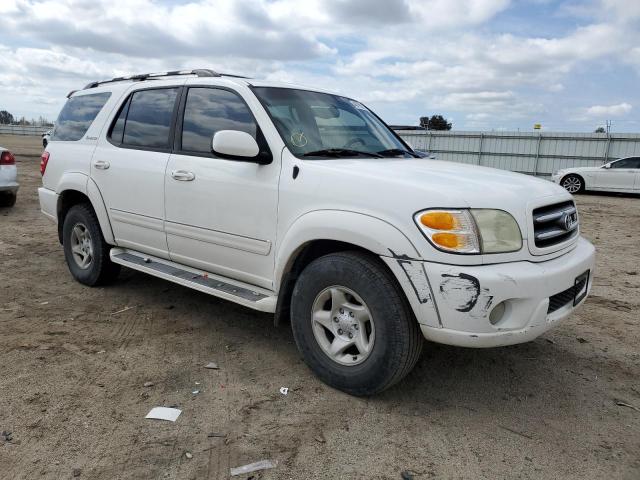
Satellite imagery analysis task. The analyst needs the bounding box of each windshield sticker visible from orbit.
[291,132,308,147]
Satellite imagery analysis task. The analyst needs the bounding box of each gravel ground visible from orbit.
[1,134,639,479]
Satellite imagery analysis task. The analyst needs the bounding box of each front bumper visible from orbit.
[384,237,595,348]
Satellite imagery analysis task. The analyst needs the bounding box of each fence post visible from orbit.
[477,133,484,165]
[603,133,611,164]
[534,133,542,176]
[426,131,432,152]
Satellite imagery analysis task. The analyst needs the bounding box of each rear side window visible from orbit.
[109,88,179,149]
[180,88,257,154]
[53,92,111,141]
[612,157,640,169]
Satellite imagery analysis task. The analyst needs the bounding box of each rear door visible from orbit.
[594,157,638,191]
[164,85,279,289]
[91,85,182,258]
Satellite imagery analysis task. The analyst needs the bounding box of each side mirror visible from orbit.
[603,163,611,169]
[212,130,260,158]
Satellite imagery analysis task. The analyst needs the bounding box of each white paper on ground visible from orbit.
[230,459,277,476]
[145,407,182,422]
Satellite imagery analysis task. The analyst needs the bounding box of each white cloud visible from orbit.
[0,0,638,130]
[585,103,632,117]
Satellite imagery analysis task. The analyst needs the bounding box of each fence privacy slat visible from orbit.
[396,130,640,176]
[0,125,50,136]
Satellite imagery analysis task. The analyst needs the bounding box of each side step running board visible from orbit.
[109,248,277,313]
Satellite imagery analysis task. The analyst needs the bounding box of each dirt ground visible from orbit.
[1,133,639,480]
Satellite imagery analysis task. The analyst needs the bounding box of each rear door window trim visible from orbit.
[106,85,184,154]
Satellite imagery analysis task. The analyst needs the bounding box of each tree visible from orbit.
[420,115,452,131]
[0,110,14,124]
[594,126,606,133]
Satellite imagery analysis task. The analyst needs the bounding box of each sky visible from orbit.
[0,0,638,132]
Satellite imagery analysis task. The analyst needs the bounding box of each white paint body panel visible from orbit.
[0,146,18,193]
[418,237,595,347]
[0,165,18,193]
[39,75,598,349]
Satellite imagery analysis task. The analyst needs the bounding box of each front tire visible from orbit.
[62,204,120,286]
[561,174,584,193]
[290,251,423,396]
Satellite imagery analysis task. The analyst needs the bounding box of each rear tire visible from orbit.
[561,174,584,193]
[0,192,17,207]
[62,204,120,286]
[290,251,423,396]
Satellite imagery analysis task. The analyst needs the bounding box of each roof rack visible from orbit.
[82,69,248,90]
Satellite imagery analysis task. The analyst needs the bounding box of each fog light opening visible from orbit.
[489,301,506,325]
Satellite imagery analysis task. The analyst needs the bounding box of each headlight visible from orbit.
[414,209,522,254]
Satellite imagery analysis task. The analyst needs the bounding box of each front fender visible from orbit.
[275,210,441,327]
[275,210,421,283]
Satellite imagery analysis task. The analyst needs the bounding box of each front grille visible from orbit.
[547,275,588,314]
[532,200,579,249]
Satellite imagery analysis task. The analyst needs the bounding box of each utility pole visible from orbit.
[606,120,612,134]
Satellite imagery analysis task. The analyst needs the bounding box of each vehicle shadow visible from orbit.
[576,191,640,199]
[376,336,599,421]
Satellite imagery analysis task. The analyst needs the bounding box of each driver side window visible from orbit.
[180,88,257,154]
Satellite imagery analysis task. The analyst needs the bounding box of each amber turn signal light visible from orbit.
[419,211,457,230]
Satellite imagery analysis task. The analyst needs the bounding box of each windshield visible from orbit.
[252,87,414,158]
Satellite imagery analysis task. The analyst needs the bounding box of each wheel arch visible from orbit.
[273,210,423,326]
[57,179,115,245]
[561,172,586,192]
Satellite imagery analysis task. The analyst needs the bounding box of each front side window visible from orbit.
[180,88,257,154]
[53,92,111,141]
[110,88,179,149]
[252,87,411,158]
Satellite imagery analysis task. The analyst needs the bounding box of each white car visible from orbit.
[552,156,640,194]
[38,69,595,395]
[0,146,18,207]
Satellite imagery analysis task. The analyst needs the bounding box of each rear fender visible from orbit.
[55,173,115,245]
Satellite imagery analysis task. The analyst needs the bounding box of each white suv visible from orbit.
[39,69,596,395]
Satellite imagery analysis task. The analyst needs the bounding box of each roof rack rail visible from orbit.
[82,69,248,90]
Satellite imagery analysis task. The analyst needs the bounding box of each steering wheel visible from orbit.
[344,137,365,149]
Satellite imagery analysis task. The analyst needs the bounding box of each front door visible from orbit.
[91,86,182,258]
[595,157,639,191]
[164,85,279,289]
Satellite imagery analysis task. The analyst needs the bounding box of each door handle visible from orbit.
[171,170,195,181]
[93,160,110,170]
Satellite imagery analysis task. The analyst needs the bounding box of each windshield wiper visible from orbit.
[303,148,384,158]
[376,148,421,158]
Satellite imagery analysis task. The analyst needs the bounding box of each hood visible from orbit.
[310,158,569,211]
